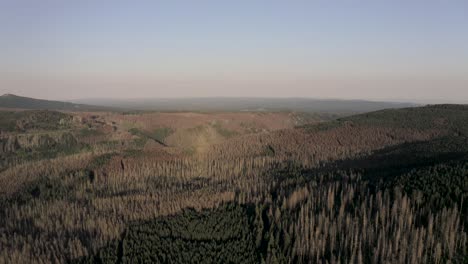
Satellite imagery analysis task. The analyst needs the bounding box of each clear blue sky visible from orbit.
[1,1,467,102]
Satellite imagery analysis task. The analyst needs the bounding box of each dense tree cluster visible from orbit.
[76,204,258,264]
[392,161,468,216]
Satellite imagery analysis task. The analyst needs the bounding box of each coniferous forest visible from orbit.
[0,104,467,263]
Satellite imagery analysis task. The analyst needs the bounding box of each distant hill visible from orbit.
[72,97,417,114]
[340,104,468,135]
[2,94,417,114]
[0,94,120,111]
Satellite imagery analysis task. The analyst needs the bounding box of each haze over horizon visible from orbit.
[1,1,467,103]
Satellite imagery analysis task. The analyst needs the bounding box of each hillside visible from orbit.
[341,104,468,135]
[72,97,416,113]
[0,94,119,112]
[0,105,467,263]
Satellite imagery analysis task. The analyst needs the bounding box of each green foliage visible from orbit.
[152,127,174,142]
[9,177,69,205]
[0,111,20,131]
[123,148,144,158]
[263,145,276,157]
[78,128,105,138]
[128,128,148,147]
[76,204,259,264]
[211,121,238,138]
[88,153,116,169]
[131,137,147,148]
[342,105,468,135]
[127,127,142,136]
[392,161,468,214]
[0,110,73,132]
[95,140,121,148]
[0,170,89,207]
[303,105,468,137]
[183,146,196,155]
[315,135,468,184]
[0,137,84,172]
[129,127,172,145]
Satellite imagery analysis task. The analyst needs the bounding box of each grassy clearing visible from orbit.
[152,127,174,142]
[78,128,105,137]
[211,121,238,138]
[129,127,173,145]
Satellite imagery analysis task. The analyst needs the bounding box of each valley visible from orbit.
[0,101,466,263]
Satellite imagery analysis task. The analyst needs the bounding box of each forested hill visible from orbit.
[340,104,468,134]
[0,94,119,111]
[71,97,416,113]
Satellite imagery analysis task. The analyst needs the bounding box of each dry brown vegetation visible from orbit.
[277,175,467,263]
[0,107,467,263]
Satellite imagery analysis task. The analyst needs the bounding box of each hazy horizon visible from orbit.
[1,1,467,103]
[1,92,464,105]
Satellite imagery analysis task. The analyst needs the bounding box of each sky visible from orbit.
[0,1,467,103]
